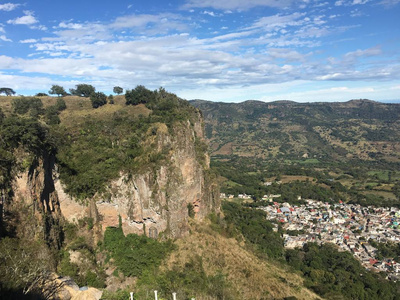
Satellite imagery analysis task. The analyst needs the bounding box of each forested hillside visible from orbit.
[191,99,400,207]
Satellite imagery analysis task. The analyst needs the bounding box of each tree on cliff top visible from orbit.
[70,84,96,97]
[0,87,16,96]
[125,85,155,105]
[113,86,123,95]
[49,85,67,97]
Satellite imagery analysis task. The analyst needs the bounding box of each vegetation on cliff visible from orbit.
[0,86,209,298]
[3,91,400,300]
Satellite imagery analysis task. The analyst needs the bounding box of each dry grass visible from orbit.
[162,220,321,300]
[264,175,315,184]
[59,97,151,129]
[0,96,14,114]
[214,142,233,156]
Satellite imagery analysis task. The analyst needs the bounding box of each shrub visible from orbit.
[103,227,174,277]
[90,92,107,108]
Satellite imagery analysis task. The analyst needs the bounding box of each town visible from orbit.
[221,193,400,281]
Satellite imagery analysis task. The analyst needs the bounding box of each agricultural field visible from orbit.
[191,99,400,207]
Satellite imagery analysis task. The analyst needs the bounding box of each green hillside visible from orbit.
[191,99,400,206]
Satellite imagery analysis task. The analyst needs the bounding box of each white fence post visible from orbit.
[154,290,158,300]
[130,292,133,300]
[172,292,177,300]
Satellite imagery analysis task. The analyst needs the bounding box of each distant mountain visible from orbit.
[190,99,400,164]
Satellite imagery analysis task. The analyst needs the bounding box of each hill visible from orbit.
[190,99,400,206]
[0,91,220,298]
[1,93,400,299]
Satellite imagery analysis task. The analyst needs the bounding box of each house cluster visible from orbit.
[261,199,400,280]
[220,193,282,201]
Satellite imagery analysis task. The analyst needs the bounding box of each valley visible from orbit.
[1,92,400,299]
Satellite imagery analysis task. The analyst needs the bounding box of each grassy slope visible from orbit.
[163,220,321,300]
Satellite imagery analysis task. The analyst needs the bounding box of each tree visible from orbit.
[108,94,114,104]
[90,92,107,108]
[55,98,67,111]
[35,92,48,97]
[0,87,16,96]
[0,237,54,297]
[113,86,123,95]
[125,85,155,106]
[44,106,61,125]
[49,85,66,97]
[70,84,96,97]
[12,97,44,117]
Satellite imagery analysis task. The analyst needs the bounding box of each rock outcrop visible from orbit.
[13,112,219,239]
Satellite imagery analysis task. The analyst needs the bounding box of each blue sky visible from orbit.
[0,0,399,102]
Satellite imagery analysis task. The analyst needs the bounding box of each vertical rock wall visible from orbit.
[55,114,220,238]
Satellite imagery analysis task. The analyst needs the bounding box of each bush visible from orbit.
[55,98,67,111]
[136,256,238,300]
[12,97,43,117]
[103,227,174,277]
[222,201,284,259]
[90,92,107,108]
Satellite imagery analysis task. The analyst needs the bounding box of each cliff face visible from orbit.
[10,150,63,249]
[11,112,219,239]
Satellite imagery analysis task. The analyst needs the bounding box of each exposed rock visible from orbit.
[13,112,219,240]
[57,116,220,238]
[45,275,102,300]
[11,151,63,248]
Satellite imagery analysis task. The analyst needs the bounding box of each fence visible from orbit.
[129,290,195,300]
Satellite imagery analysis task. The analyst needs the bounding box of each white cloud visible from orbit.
[248,12,307,31]
[379,0,400,6]
[258,84,389,102]
[1,5,398,102]
[0,3,20,11]
[183,0,295,10]
[202,10,219,17]
[335,0,369,5]
[0,35,12,42]
[343,46,382,60]
[7,11,38,25]
[58,22,83,29]
[19,38,37,43]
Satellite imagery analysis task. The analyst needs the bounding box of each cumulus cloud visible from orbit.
[0,35,12,42]
[202,10,220,17]
[0,3,20,11]
[7,10,38,25]
[1,2,399,102]
[58,22,83,29]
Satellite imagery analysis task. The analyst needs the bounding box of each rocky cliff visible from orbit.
[7,100,219,240]
[55,115,219,238]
